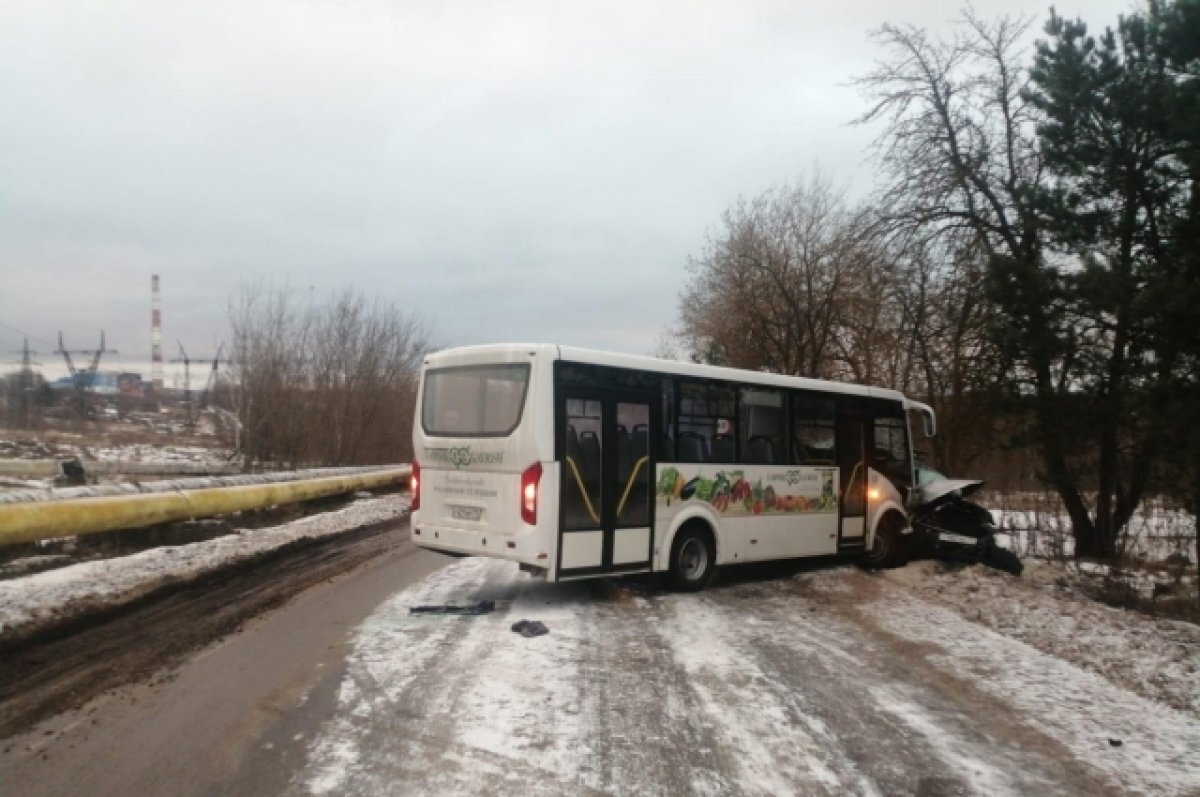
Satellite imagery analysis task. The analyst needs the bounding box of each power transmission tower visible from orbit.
[172,342,230,430]
[55,331,117,416]
[197,343,233,409]
[7,338,40,428]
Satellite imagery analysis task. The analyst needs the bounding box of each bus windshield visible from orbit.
[421,363,530,437]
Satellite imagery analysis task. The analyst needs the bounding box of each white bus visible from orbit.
[411,344,936,590]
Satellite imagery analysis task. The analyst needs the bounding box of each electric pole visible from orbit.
[172,342,230,430]
[55,331,117,416]
[7,338,40,428]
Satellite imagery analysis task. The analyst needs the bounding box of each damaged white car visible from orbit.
[906,463,1022,575]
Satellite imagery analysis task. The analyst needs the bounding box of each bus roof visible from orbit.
[424,343,910,404]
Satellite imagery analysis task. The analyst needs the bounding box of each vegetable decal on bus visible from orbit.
[656,466,836,515]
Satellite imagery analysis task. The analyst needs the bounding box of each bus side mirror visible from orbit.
[905,401,936,438]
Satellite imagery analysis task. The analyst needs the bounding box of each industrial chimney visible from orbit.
[151,274,163,390]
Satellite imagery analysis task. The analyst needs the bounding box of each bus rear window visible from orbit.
[421,364,531,437]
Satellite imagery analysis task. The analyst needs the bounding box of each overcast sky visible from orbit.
[0,0,1137,371]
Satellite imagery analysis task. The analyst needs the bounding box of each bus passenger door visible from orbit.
[836,407,868,548]
[558,391,655,578]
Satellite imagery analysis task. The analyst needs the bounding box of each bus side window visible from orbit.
[659,378,675,460]
[711,434,735,463]
[873,415,910,487]
[676,380,734,463]
[631,424,649,461]
[792,394,836,465]
[678,430,709,462]
[739,387,784,465]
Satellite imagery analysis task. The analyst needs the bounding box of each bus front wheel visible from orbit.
[864,513,906,569]
[667,524,716,591]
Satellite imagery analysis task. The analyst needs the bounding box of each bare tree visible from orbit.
[856,6,1195,557]
[855,12,1044,264]
[229,285,429,469]
[890,236,1002,476]
[677,173,885,379]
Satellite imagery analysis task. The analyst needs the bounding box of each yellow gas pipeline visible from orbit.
[0,467,411,547]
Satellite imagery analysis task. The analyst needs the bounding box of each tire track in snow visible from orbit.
[294,559,1200,796]
[652,582,1041,796]
[795,566,1200,797]
[650,593,869,796]
[301,558,505,794]
[569,590,734,796]
[863,588,1200,797]
[296,559,607,795]
[295,562,736,796]
[742,584,1097,796]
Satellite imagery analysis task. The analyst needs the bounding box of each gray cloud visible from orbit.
[1,0,1134,369]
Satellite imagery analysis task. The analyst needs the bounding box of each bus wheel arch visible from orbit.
[864,509,908,569]
[665,519,717,591]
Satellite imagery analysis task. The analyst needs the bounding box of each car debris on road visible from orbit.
[408,599,495,616]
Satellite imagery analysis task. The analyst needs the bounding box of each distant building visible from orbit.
[50,371,124,396]
[118,372,144,397]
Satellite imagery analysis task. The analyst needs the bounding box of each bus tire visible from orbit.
[667,523,716,592]
[864,512,906,569]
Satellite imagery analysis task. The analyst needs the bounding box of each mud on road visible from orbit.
[0,518,409,739]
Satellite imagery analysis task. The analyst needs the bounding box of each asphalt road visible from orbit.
[0,522,447,796]
[2,525,1197,797]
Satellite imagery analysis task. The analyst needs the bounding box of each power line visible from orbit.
[0,321,55,349]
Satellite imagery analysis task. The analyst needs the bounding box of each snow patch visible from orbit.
[874,592,1200,796]
[0,496,408,639]
[870,688,1013,794]
[884,559,1200,714]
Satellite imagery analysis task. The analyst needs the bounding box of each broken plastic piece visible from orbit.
[510,619,549,638]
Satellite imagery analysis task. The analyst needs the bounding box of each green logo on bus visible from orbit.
[424,446,505,470]
[450,446,472,469]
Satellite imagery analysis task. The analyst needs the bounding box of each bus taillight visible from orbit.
[521,462,542,525]
[411,459,421,511]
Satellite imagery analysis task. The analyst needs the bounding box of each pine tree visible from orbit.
[1022,1,1197,556]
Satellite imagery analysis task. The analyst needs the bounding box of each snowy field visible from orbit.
[292,558,1200,797]
[987,493,1197,565]
[0,437,240,492]
[0,437,233,468]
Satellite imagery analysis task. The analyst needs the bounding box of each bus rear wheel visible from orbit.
[667,525,716,591]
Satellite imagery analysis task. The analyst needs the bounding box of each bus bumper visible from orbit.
[411,522,553,571]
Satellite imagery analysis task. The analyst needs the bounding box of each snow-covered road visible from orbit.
[292,560,1200,797]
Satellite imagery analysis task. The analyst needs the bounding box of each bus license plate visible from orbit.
[938,532,977,546]
[451,506,483,521]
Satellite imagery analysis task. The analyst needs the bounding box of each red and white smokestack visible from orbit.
[151,274,163,390]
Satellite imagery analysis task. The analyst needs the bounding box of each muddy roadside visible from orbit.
[0,517,413,740]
